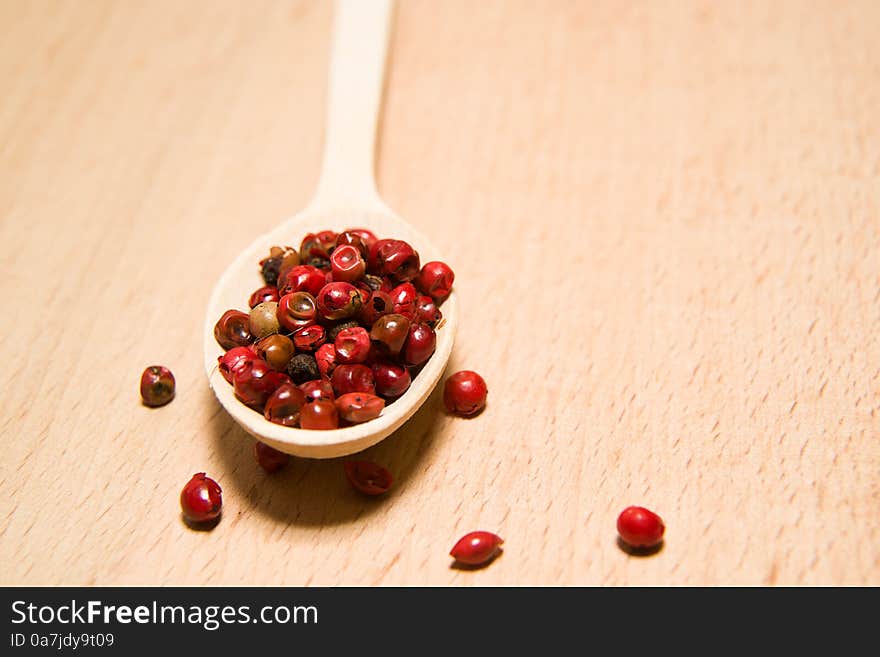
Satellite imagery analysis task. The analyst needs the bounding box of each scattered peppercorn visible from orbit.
[140,365,175,407]
[180,473,222,524]
[443,370,488,416]
[617,506,665,549]
[344,460,393,495]
[253,441,291,473]
[450,531,503,567]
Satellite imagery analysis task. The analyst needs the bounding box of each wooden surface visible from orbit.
[1,0,878,586]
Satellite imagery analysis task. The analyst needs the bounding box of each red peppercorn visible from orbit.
[415,261,454,301]
[330,364,376,396]
[248,285,280,309]
[443,370,487,416]
[263,383,307,427]
[316,282,362,320]
[315,229,337,246]
[335,230,368,258]
[292,324,326,352]
[335,392,385,423]
[617,506,665,549]
[218,346,258,383]
[315,343,337,377]
[344,460,392,495]
[180,473,222,524]
[369,239,420,282]
[139,364,176,408]
[233,359,291,410]
[416,295,442,327]
[344,227,378,252]
[402,323,436,366]
[369,313,411,356]
[330,244,366,282]
[277,291,317,332]
[214,309,253,350]
[372,360,411,398]
[358,290,394,326]
[140,365,175,407]
[390,282,419,319]
[278,265,326,297]
[299,232,332,261]
[334,326,371,364]
[299,378,335,402]
[450,531,503,566]
[299,399,339,430]
[253,441,290,473]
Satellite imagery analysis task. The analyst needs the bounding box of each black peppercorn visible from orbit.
[260,256,282,286]
[287,353,320,384]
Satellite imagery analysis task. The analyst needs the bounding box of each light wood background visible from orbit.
[1,0,878,586]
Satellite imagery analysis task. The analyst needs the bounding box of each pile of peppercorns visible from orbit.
[212,228,454,430]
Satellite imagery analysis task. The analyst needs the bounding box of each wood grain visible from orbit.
[1,0,878,585]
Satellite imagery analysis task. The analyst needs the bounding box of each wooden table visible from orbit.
[2,0,877,586]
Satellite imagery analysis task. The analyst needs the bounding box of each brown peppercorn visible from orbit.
[370,313,411,356]
[249,301,280,340]
[255,334,296,371]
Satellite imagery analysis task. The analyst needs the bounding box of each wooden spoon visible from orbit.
[202,0,457,458]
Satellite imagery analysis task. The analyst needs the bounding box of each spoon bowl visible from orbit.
[204,204,457,458]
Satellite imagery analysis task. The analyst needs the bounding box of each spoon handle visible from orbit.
[311,0,393,213]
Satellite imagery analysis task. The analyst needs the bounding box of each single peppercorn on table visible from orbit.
[1,0,879,586]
